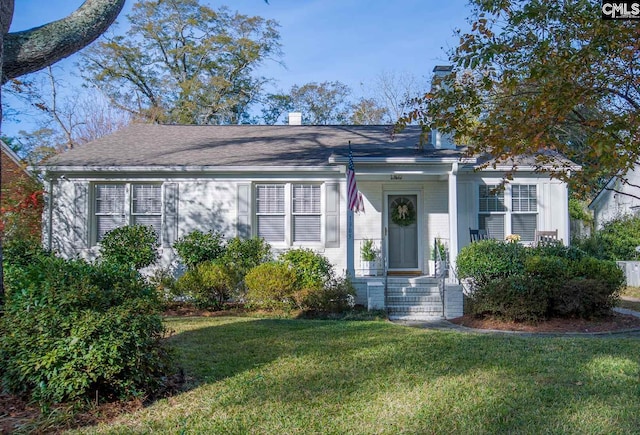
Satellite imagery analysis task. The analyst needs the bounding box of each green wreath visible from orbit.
[391,198,416,226]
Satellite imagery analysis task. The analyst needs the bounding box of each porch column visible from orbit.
[347,207,355,277]
[448,162,459,281]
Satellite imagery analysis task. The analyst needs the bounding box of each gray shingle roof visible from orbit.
[44,124,464,167]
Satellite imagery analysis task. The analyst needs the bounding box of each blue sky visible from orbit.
[4,0,471,136]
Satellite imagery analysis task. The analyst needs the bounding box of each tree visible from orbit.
[13,66,131,155]
[349,97,388,125]
[402,0,640,198]
[0,0,126,308]
[81,0,282,125]
[290,81,352,125]
[259,93,294,125]
[368,70,428,123]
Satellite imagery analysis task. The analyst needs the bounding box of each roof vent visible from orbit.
[288,112,302,125]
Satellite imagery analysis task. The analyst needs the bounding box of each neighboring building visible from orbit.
[38,120,576,319]
[589,166,640,228]
[1,140,30,190]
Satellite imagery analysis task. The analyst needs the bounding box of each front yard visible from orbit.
[64,316,640,434]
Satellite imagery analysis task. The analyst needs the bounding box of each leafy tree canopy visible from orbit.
[402,0,640,198]
[81,0,282,125]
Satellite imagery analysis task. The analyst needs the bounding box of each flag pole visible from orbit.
[346,141,355,277]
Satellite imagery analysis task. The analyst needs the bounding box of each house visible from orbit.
[37,117,576,319]
[589,165,640,228]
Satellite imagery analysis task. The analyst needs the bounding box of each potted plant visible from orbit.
[361,238,378,276]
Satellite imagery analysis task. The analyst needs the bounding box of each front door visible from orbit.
[387,194,419,270]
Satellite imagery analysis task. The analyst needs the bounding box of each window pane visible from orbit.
[97,215,125,242]
[479,185,505,212]
[257,216,285,242]
[293,216,321,242]
[293,185,320,214]
[256,185,284,214]
[512,214,537,242]
[512,184,537,212]
[132,185,161,214]
[133,215,162,235]
[95,184,124,214]
[479,214,504,240]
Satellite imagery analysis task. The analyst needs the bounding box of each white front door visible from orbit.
[387,194,419,270]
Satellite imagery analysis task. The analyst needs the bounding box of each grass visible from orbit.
[67,316,640,434]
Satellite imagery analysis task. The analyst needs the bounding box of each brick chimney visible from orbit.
[430,66,455,150]
[288,112,302,125]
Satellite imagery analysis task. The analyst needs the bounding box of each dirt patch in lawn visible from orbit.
[450,312,640,333]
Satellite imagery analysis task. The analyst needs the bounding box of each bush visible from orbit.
[575,215,640,260]
[99,224,159,269]
[2,236,51,268]
[469,275,549,322]
[280,248,334,290]
[0,256,168,405]
[568,256,625,293]
[174,261,233,309]
[550,279,618,318]
[456,239,527,287]
[293,276,356,313]
[173,230,226,269]
[244,262,297,310]
[222,237,272,291]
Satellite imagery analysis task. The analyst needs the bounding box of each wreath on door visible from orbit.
[390,197,416,226]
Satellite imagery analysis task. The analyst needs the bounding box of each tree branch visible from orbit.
[2,0,125,84]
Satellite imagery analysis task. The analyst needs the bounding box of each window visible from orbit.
[256,184,285,242]
[293,184,321,242]
[94,183,162,243]
[478,184,538,242]
[255,183,322,244]
[511,185,537,241]
[478,185,505,240]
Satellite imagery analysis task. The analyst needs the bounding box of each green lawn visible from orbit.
[71,317,640,434]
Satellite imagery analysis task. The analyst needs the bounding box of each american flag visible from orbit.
[347,146,364,213]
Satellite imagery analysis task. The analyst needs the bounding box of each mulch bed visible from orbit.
[450,312,640,333]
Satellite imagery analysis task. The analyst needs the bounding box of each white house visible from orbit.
[38,121,575,319]
[589,165,640,228]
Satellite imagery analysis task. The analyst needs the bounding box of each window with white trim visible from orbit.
[511,184,537,242]
[478,185,505,240]
[256,184,285,242]
[255,183,322,244]
[477,184,538,242]
[93,183,162,243]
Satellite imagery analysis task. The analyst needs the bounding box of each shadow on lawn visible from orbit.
[156,317,640,433]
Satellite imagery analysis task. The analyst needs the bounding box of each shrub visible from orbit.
[244,262,297,310]
[280,248,334,290]
[456,239,527,287]
[568,256,625,293]
[174,261,233,309]
[173,230,226,269]
[222,237,272,291]
[99,224,159,269]
[576,215,640,260]
[549,279,618,318]
[469,275,549,322]
[2,235,51,268]
[0,256,168,405]
[293,276,356,313]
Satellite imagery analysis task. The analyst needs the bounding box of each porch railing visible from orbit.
[434,237,448,318]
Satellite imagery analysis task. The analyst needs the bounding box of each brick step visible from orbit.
[387,305,444,315]
[387,295,441,304]
[386,286,441,296]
